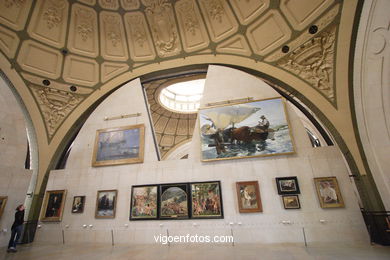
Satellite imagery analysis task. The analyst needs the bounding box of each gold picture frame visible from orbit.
[40,190,67,222]
[0,196,8,219]
[95,190,117,218]
[92,124,145,167]
[236,181,262,213]
[314,177,345,208]
[198,97,295,162]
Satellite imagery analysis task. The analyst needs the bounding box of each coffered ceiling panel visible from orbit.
[247,10,291,56]
[280,0,334,30]
[0,0,32,31]
[0,26,19,58]
[99,0,120,10]
[99,12,129,61]
[217,35,252,56]
[101,62,130,83]
[63,55,99,87]
[67,4,99,58]
[229,0,269,25]
[124,12,156,61]
[120,0,140,10]
[198,0,239,43]
[175,0,210,53]
[17,40,63,79]
[27,0,69,49]
[78,0,96,6]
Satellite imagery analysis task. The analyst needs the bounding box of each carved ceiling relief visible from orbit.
[30,85,84,138]
[142,0,181,57]
[103,15,121,47]
[43,0,66,30]
[3,0,25,8]
[76,9,93,42]
[120,0,139,10]
[99,0,119,10]
[177,0,199,36]
[277,25,336,102]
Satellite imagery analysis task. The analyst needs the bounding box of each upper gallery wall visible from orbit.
[0,0,375,211]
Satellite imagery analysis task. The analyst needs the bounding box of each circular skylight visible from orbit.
[159,79,205,113]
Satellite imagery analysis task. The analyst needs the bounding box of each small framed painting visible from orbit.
[276,176,300,195]
[236,181,262,213]
[160,183,189,219]
[71,196,85,214]
[92,124,145,167]
[41,190,67,222]
[282,195,301,209]
[0,196,8,219]
[314,177,345,208]
[130,185,158,220]
[95,190,117,218]
[190,181,223,219]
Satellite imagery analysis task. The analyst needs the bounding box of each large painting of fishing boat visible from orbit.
[199,97,294,161]
[92,124,145,166]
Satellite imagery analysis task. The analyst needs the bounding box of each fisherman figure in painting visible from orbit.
[257,115,269,131]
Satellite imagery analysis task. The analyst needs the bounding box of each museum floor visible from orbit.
[1,243,390,260]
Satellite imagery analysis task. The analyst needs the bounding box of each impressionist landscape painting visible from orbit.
[199,97,294,161]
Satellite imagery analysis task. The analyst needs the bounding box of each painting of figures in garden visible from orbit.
[199,97,294,161]
[160,184,189,219]
[191,182,223,219]
[130,185,158,220]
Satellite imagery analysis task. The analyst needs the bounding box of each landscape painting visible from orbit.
[199,97,294,161]
[191,181,223,219]
[130,185,158,220]
[160,184,189,219]
[92,124,145,167]
[95,190,117,218]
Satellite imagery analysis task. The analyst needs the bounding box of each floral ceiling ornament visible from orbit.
[177,0,199,36]
[104,15,121,47]
[76,9,94,41]
[205,0,225,23]
[129,16,147,47]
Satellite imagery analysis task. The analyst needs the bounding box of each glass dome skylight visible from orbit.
[159,79,205,113]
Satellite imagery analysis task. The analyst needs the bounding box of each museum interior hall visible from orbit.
[0,0,390,259]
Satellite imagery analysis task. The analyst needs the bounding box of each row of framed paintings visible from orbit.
[91,97,294,167]
[40,176,344,222]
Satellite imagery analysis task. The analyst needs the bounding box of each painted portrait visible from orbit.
[314,177,345,208]
[236,181,262,213]
[95,190,117,218]
[130,185,158,220]
[160,184,189,219]
[199,97,294,161]
[191,181,223,219]
[276,176,300,195]
[41,190,67,222]
[71,196,85,214]
[92,124,145,167]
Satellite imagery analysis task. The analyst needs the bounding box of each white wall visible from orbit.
[354,0,390,210]
[35,66,369,246]
[0,76,32,247]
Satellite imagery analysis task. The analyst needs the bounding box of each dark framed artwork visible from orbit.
[41,190,67,222]
[190,181,223,219]
[92,124,145,167]
[160,183,189,219]
[282,195,301,209]
[130,185,158,220]
[95,190,117,218]
[0,196,8,219]
[314,177,345,208]
[199,97,294,162]
[236,181,262,213]
[71,196,85,214]
[276,176,300,195]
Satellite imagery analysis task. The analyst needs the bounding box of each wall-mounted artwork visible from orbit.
[95,190,117,218]
[160,183,189,219]
[71,196,85,214]
[314,177,345,208]
[282,195,301,209]
[130,185,158,220]
[0,196,8,219]
[199,97,294,161]
[92,124,145,167]
[236,181,262,213]
[276,176,300,195]
[41,190,67,222]
[191,181,223,219]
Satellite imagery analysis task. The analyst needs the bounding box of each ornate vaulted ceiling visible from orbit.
[0,0,366,197]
